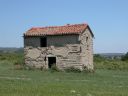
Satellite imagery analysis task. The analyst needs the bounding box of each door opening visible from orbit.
[48,57,56,68]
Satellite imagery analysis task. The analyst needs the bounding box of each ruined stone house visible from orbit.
[24,23,94,70]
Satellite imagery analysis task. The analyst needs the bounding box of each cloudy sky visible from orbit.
[0,0,128,53]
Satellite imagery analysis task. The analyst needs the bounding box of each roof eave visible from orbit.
[24,33,80,37]
[87,25,94,38]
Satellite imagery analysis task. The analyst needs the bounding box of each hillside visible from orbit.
[96,53,125,59]
[0,47,23,53]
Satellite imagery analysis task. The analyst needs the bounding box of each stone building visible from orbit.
[24,23,94,71]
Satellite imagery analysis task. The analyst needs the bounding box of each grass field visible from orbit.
[0,60,128,96]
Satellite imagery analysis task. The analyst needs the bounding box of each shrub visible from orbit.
[94,54,105,62]
[13,57,24,70]
[24,65,35,70]
[50,64,60,72]
[64,66,82,73]
[121,52,128,61]
[14,64,23,70]
[95,59,128,70]
[82,66,95,73]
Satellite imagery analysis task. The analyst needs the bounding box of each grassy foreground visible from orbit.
[0,60,128,96]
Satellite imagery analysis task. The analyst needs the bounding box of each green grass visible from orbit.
[0,60,128,96]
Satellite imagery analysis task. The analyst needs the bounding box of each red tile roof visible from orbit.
[24,23,93,36]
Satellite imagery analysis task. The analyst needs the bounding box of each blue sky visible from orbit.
[0,0,128,53]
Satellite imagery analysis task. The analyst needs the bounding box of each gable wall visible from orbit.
[79,28,93,70]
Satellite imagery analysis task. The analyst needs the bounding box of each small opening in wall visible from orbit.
[48,57,56,68]
[86,37,88,42]
[87,45,89,50]
[40,37,47,47]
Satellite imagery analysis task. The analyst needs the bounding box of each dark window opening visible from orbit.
[86,37,89,50]
[48,57,56,68]
[86,37,88,42]
[40,37,47,47]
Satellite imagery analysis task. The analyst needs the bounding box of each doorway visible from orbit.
[48,57,56,68]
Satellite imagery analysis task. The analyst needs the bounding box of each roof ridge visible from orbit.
[30,23,87,30]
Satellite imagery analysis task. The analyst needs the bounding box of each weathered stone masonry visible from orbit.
[24,24,94,71]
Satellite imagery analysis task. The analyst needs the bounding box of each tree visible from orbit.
[94,54,105,62]
[121,52,128,61]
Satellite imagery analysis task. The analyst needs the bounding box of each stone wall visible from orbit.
[47,35,80,47]
[24,35,80,47]
[24,28,94,71]
[79,28,94,70]
[24,37,40,47]
[24,44,83,70]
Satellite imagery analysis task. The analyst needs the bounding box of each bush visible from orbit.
[82,66,95,73]
[94,54,105,62]
[13,56,24,70]
[50,64,60,72]
[64,66,82,73]
[95,59,128,70]
[14,64,23,70]
[121,52,128,61]
[24,65,35,70]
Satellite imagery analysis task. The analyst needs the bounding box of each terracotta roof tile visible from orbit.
[24,23,89,36]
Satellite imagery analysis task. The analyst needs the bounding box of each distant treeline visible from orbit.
[0,47,23,53]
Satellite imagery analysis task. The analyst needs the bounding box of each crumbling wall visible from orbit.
[79,28,94,70]
[24,44,83,70]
